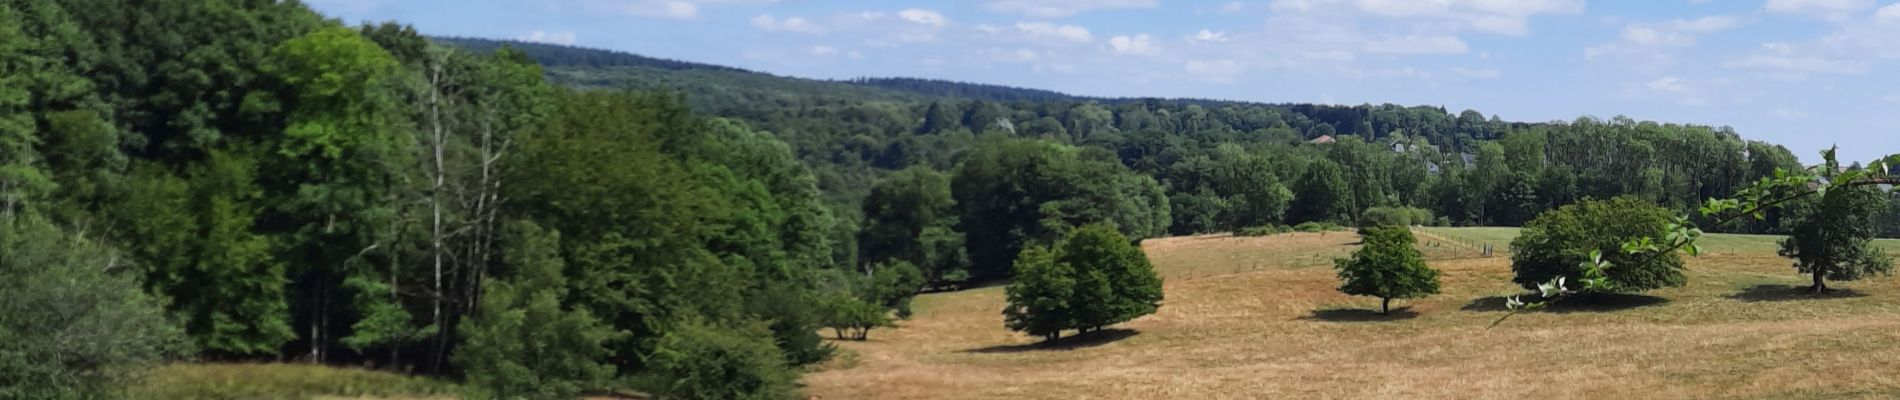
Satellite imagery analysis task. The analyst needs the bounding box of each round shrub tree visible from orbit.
[1002,224,1163,342]
[1334,227,1439,314]
[1510,196,1686,293]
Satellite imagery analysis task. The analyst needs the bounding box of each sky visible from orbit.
[307,0,1900,164]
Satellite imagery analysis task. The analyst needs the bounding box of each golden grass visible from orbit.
[132,363,459,400]
[803,231,1900,400]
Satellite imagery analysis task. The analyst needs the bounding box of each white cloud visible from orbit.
[609,0,779,20]
[898,9,949,27]
[1452,67,1500,79]
[1646,76,1688,93]
[517,30,578,45]
[1108,34,1160,55]
[1879,3,1900,20]
[1765,0,1873,20]
[1669,15,1740,33]
[982,0,1158,18]
[1724,55,1869,74]
[1191,29,1231,42]
[1223,1,1246,12]
[1363,35,1469,54]
[1014,22,1095,43]
[809,45,839,56]
[629,1,699,18]
[1346,0,1584,36]
[1185,59,1245,82]
[750,14,823,33]
[1621,26,1694,47]
[1771,107,1809,118]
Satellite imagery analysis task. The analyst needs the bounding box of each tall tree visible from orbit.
[1291,159,1353,224]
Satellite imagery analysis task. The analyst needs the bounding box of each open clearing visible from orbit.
[805,228,1900,400]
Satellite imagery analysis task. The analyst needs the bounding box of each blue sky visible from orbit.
[309,0,1900,164]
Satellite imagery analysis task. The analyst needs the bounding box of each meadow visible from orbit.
[804,228,1900,399]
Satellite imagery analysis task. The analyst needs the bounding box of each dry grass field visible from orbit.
[803,229,1900,400]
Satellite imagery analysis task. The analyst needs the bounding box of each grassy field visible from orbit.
[804,229,1900,399]
[130,363,459,400]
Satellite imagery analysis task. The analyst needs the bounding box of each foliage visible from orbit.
[1294,221,1344,232]
[953,137,1169,281]
[859,166,967,285]
[1777,159,1894,292]
[1510,197,1686,293]
[1334,227,1440,314]
[0,216,187,399]
[1236,225,1293,237]
[817,293,891,341]
[864,260,926,319]
[1358,206,1434,229]
[1003,225,1163,341]
[454,222,623,400]
[639,320,798,400]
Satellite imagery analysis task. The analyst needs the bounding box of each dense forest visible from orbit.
[5,3,1899,399]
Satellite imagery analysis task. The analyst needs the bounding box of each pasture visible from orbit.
[805,228,1900,399]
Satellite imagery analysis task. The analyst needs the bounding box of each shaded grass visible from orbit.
[1302,307,1421,322]
[961,329,1141,354]
[1416,226,1900,256]
[131,363,458,400]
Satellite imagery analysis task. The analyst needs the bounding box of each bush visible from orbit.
[1334,227,1439,314]
[1357,207,1434,229]
[455,222,624,400]
[1235,225,1291,237]
[1002,224,1163,342]
[864,260,925,319]
[1510,196,1686,293]
[816,294,891,341]
[639,320,798,400]
[129,363,457,400]
[746,285,834,366]
[0,217,186,400]
[1293,221,1342,232]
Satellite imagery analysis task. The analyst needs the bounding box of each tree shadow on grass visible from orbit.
[961,328,1140,354]
[1727,284,1867,303]
[1300,307,1420,322]
[1461,293,1668,313]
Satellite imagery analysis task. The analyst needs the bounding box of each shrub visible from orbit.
[455,222,624,400]
[1510,196,1686,293]
[817,294,891,341]
[639,320,798,400]
[0,217,186,400]
[1235,225,1291,237]
[1334,227,1440,314]
[1357,207,1434,229]
[746,284,834,366]
[1293,221,1342,232]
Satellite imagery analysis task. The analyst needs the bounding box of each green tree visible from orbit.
[859,166,966,284]
[952,137,1168,281]
[454,222,624,400]
[1511,197,1686,293]
[0,216,186,399]
[1058,224,1163,332]
[1001,246,1074,342]
[1334,227,1440,314]
[639,319,798,400]
[1777,169,1893,292]
[816,293,890,341]
[1291,159,1353,224]
[1002,225,1163,342]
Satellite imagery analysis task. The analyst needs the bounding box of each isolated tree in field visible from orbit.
[816,293,890,340]
[1003,246,1075,342]
[1778,169,1893,292]
[1334,226,1440,314]
[1003,225,1163,342]
[1059,224,1164,332]
[1511,196,1686,293]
